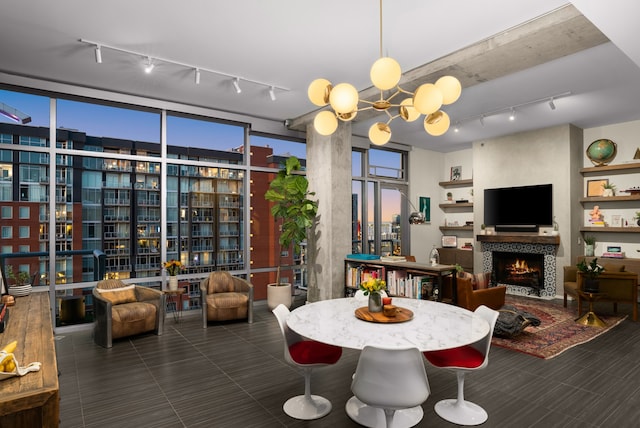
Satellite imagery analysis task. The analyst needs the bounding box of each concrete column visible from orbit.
[306,121,352,302]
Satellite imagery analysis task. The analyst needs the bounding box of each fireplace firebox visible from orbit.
[493,251,544,295]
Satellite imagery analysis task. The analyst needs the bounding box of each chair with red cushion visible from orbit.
[272,304,342,420]
[423,305,499,426]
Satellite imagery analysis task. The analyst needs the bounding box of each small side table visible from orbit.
[162,288,186,323]
[576,290,607,327]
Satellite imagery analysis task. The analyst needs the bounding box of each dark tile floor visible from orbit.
[55,293,640,427]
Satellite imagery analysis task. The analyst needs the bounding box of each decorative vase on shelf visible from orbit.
[585,245,595,257]
[168,276,178,291]
[368,292,383,313]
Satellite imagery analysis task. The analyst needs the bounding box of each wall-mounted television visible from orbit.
[484,184,552,232]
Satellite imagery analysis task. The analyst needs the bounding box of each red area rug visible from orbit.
[491,295,627,359]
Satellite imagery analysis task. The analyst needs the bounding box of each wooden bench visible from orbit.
[0,292,59,427]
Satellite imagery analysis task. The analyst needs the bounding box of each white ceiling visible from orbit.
[1,0,640,152]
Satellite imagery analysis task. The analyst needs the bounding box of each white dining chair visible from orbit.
[423,305,499,426]
[272,304,342,420]
[347,345,430,428]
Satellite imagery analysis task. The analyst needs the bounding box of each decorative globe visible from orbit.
[586,139,617,166]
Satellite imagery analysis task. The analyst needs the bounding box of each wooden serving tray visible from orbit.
[355,306,414,323]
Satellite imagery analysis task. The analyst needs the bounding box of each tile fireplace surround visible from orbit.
[477,234,560,298]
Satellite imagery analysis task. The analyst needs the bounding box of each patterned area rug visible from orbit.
[491,295,627,359]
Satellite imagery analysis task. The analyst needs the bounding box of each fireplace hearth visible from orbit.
[479,235,559,298]
[493,252,544,295]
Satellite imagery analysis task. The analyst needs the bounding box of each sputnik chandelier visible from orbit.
[307,0,462,146]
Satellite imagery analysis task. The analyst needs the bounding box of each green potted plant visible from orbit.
[601,182,616,197]
[6,266,33,297]
[583,235,596,257]
[446,191,453,201]
[576,257,604,292]
[264,156,318,309]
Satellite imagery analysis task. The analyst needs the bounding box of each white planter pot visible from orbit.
[267,283,292,310]
[168,276,178,291]
[602,188,614,197]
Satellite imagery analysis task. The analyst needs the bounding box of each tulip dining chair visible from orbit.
[422,305,499,426]
[272,304,343,420]
[347,345,431,428]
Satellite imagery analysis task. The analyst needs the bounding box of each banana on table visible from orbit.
[1,340,18,372]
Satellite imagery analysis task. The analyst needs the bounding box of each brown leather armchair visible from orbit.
[456,276,507,311]
[564,264,638,321]
[92,279,163,348]
[200,271,253,328]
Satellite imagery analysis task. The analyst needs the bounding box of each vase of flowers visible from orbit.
[576,257,604,293]
[163,260,184,290]
[360,276,386,313]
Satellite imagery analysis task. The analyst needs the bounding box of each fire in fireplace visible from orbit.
[493,251,544,294]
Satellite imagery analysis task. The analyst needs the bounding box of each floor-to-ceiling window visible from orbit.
[1,85,407,328]
[352,147,409,257]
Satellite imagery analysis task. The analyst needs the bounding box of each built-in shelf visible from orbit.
[440,225,473,232]
[476,234,560,245]
[439,202,473,209]
[580,227,640,233]
[580,195,640,203]
[438,179,473,188]
[580,162,640,176]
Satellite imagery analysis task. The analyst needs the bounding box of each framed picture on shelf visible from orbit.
[441,235,457,248]
[450,166,462,181]
[587,179,608,197]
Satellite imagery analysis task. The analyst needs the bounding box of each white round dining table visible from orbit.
[287,297,490,352]
[287,297,491,428]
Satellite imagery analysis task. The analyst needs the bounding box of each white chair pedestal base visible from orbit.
[345,396,424,428]
[283,394,332,420]
[434,398,488,426]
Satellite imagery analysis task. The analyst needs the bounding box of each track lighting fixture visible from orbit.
[79,38,289,97]
[548,98,556,110]
[144,57,154,74]
[233,78,242,94]
[269,86,276,101]
[509,108,516,121]
[479,115,485,126]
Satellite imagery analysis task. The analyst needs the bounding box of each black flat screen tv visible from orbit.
[484,184,552,232]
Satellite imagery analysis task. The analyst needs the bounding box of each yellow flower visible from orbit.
[359,277,386,295]
[163,260,184,276]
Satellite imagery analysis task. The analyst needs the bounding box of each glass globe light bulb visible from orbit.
[369,122,391,146]
[314,110,338,135]
[329,83,359,114]
[370,57,402,91]
[424,111,450,136]
[308,78,332,106]
[435,76,462,105]
[413,83,443,115]
[399,98,420,122]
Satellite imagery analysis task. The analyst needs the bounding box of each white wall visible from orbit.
[408,148,444,263]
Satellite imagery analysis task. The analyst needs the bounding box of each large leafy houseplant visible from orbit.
[264,156,318,286]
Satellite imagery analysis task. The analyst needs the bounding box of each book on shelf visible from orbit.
[380,255,406,262]
[602,252,625,258]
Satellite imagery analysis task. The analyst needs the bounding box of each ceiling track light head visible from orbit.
[144,57,154,74]
[233,78,242,94]
[195,68,201,84]
[269,86,276,101]
[549,98,556,110]
[509,108,516,121]
[95,45,102,64]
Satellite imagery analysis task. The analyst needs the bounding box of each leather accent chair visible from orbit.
[200,271,253,328]
[456,276,506,311]
[564,263,638,321]
[93,279,163,348]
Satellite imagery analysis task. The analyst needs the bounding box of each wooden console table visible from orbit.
[0,292,59,427]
